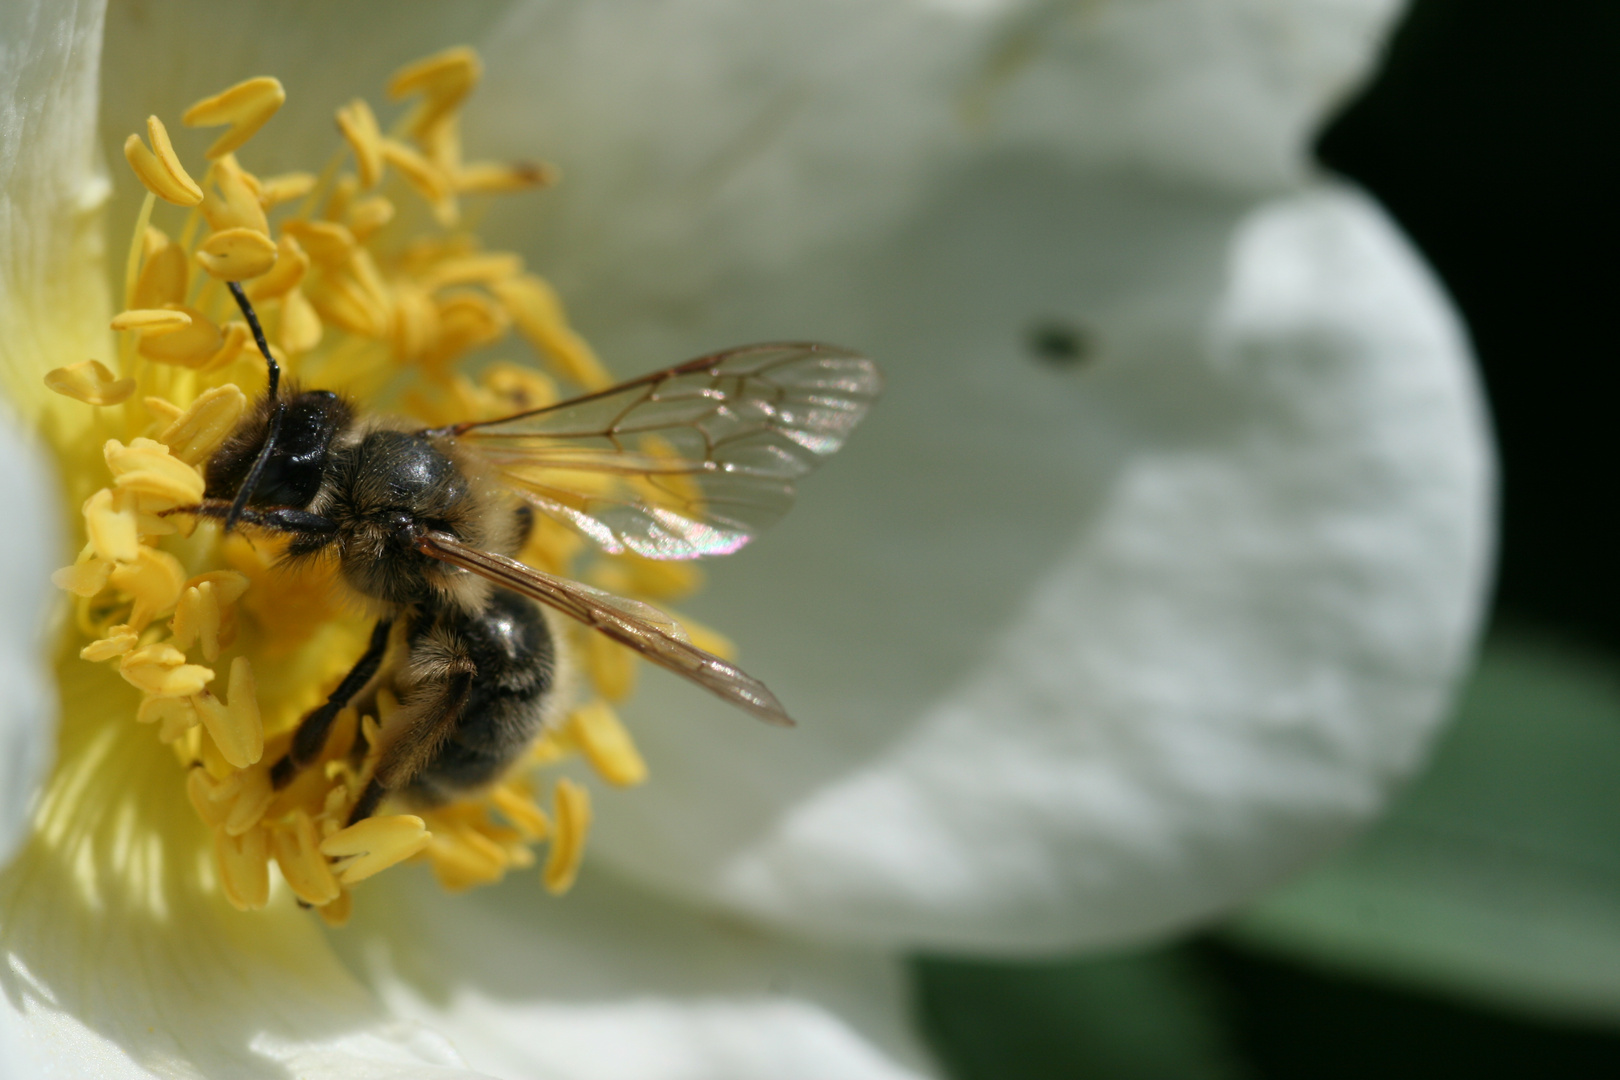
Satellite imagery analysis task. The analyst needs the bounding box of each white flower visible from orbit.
[0,1,1491,1078]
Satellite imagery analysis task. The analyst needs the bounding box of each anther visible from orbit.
[567,701,648,787]
[319,815,432,885]
[196,227,279,281]
[110,308,191,333]
[336,99,384,188]
[183,76,286,159]
[387,46,482,137]
[44,360,136,406]
[123,116,203,206]
[542,779,591,895]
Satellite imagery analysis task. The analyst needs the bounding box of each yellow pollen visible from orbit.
[387,45,482,138]
[110,307,190,333]
[104,437,206,506]
[336,99,385,188]
[191,657,263,768]
[491,275,613,390]
[44,359,136,406]
[195,226,279,281]
[131,232,190,309]
[123,115,203,206]
[182,75,287,159]
[200,156,271,235]
[454,160,559,195]
[215,826,271,910]
[566,701,649,788]
[83,488,140,564]
[346,195,395,242]
[157,385,249,465]
[269,810,343,906]
[247,234,310,300]
[379,138,455,223]
[258,171,317,208]
[543,779,592,895]
[79,625,140,662]
[319,815,432,885]
[133,307,226,367]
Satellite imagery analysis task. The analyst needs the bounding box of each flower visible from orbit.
[0,2,1492,1078]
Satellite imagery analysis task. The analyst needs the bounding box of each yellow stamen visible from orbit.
[79,625,140,662]
[157,384,248,465]
[182,76,286,159]
[171,581,222,659]
[543,779,591,895]
[416,252,524,291]
[258,171,317,208]
[201,155,270,236]
[335,99,385,188]
[387,46,482,138]
[131,232,190,309]
[44,359,136,407]
[316,890,353,928]
[279,288,324,355]
[107,547,187,629]
[319,815,432,885]
[269,810,343,906]
[379,138,454,222]
[134,307,225,367]
[567,701,648,787]
[191,657,263,769]
[195,226,279,281]
[123,115,203,206]
[110,308,190,333]
[143,695,200,743]
[215,826,271,910]
[51,548,113,597]
[247,234,309,300]
[584,633,637,703]
[490,782,552,840]
[83,488,140,563]
[491,274,613,390]
[346,195,395,242]
[281,219,354,265]
[119,642,213,698]
[104,438,206,506]
[455,160,559,194]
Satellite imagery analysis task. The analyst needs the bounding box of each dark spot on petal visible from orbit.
[1026,320,1094,368]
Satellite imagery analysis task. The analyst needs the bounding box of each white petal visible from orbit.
[966,0,1406,189]
[337,867,938,1080]
[470,0,1406,321]
[584,178,1491,951]
[0,0,115,427]
[0,424,60,871]
[0,711,491,1079]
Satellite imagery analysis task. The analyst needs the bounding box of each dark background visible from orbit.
[914,2,1620,1076]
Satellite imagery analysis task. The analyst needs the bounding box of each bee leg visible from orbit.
[174,500,339,537]
[347,667,474,825]
[270,618,395,789]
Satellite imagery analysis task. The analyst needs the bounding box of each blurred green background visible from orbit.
[911,2,1620,1075]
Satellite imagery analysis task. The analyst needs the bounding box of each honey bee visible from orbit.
[187,282,881,824]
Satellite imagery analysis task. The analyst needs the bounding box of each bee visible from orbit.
[183,283,880,825]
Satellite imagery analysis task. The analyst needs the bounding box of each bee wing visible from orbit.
[442,342,881,560]
[413,529,793,727]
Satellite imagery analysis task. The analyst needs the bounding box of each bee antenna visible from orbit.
[222,281,284,534]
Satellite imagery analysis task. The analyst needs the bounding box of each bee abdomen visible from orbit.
[406,589,555,802]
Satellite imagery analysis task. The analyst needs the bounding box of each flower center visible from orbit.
[42,47,717,923]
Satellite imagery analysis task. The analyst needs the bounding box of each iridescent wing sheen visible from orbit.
[413,530,792,727]
[440,343,881,560]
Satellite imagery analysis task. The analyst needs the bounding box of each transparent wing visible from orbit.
[413,530,793,727]
[442,342,881,560]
